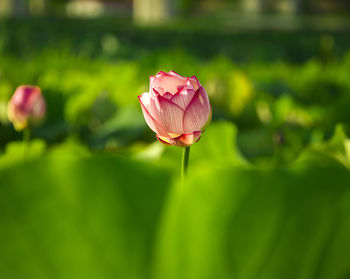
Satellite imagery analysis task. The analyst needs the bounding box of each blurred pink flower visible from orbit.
[138,71,211,147]
[8,85,46,131]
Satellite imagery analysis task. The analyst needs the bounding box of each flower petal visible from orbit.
[163,92,173,99]
[156,71,168,76]
[157,95,184,134]
[13,85,41,112]
[183,87,211,133]
[153,87,164,96]
[156,134,171,145]
[149,76,155,94]
[138,94,168,137]
[8,102,27,127]
[8,85,46,130]
[170,88,195,109]
[139,92,152,110]
[189,76,201,90]
[169,131,202,147]
[31,96,46,119]
[168,71,186,80]
[151,71,186,95]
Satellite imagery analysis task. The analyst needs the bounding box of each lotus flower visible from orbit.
[8,85,46,131]
[138,71,211,147]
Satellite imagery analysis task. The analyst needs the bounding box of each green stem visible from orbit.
[22,127,31,160]
[181,146,190,184]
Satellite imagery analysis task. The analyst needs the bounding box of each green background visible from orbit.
[1,15,350,278]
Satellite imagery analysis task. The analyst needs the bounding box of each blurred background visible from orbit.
[1,0,350,278]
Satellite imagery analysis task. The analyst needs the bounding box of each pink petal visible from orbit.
[138,94,168,137]
[185,79,196,90]
[148,92,161,120]
[9,85,45,119]
[189,76,201,90]
[168,71,186,80]
[183,87,211,133]
[153,87,164,95]
[170,88,195,110]
[149,76,156,94]
[139,92,152,110]
[150,88,159,99]
[156,71,168,77]
[31,96,46,118]
[156,134,171,145]
[8,102,27,124]
[163,92,173,99]
[157,95,184,135]
[177,85,184,91]
[151,71,187,95]
[13,86,41,112]
[169,131,202,147]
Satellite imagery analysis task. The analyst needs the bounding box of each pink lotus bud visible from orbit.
[138,71,211,147]
[8,85,46,131]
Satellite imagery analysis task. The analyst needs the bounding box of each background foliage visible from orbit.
[1,16,350,278]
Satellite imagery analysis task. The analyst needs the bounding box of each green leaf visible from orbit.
[156,121,248,174]
[297,124,350,168]
[0,155,171,279]
[190,121,247,166]
[154,164,350,279]
[0,139,46,169]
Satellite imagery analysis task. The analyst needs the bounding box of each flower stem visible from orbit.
[181,146,190,184]
[22,127,31,160]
